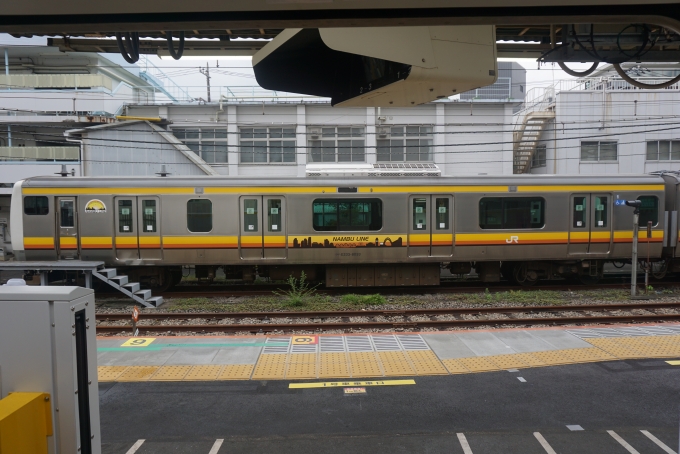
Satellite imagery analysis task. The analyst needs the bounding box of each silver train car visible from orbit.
[9,173,680,289]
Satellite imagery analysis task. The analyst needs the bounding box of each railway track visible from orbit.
[96,301,680,335]
[96,279,675,299]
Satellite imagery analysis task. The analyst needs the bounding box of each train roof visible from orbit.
[18,174,665,189]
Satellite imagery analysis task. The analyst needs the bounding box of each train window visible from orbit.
[637,196,659,227]
[312,199,382,231]
[573,197,587,228]
[435,198,449,230]
[187,199,212,233]
[60,200,75,228]
[118,200,133,233]
[479,197,545,229]
[24,196,48,215]
[244,199,258,232]
[594,196,608,228]
[268,199,281,232]
[142,200,157,233]
[413,198,427,230]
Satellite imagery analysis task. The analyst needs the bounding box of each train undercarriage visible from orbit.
[53,257,673,292]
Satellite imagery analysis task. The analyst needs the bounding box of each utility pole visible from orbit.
[200,62,211,102]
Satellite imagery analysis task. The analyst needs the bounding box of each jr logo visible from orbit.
[505,236,519,244]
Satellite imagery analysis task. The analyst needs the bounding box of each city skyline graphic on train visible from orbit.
[292,236,404,248]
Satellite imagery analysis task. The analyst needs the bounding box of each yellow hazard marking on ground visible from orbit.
[291,335,318,345]
[666,360,680,365]
[116,366,160,382]
[97,366,130,381]
[150,366,192,381]
[121,338,156,347]
[289,379,416,389]
[218,365,255,380]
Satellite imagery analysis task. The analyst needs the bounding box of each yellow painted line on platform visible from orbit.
[289,379,415,389]
[666,360,680,365]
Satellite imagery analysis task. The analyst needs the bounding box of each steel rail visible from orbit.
[96,301,680,334]
[95,313,680,334]
[96,300,680,322]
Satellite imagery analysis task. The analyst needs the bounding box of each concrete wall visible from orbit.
[127,101,517,177]
[81,122,207,176]
[531,89,680,175]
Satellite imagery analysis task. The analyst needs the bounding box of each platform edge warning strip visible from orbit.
[289,379,416,388]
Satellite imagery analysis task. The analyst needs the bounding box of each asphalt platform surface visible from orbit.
[100,358,680,454]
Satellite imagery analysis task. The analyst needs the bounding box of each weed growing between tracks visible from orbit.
[97,287,680,314]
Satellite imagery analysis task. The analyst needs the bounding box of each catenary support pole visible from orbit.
[631,208,639,297]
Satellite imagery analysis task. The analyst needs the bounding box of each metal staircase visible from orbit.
[93,266,164,307]
[512,111,555,174]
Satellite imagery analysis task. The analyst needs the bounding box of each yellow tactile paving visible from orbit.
[320,352,347,363]
[349,352,378,363]
[286,362,318,379]
[377,351,408,363]
[288,353,317,364]
[442,359,471,374]
[529,350,574,366]
[560,348,616,363]
[117,366,161,382]
[410,360,449,375]
[486,354,531,370]
[381,361,416,377]
[319,361,351,378]
[184,365,224,381]
[458,357,500,373]
[98,366,130,382]
[349,360,383,378]
[586,338,648,359]
[218,364,255,380]
[406,350,439,362]
[252,354,287,380]
[511,353,546,367]
[150,365,192,381]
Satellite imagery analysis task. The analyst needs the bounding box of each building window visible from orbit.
[377,126,433,162]
[240,127,296,163]
[308,127,365,162]
[580,141,618,162]
[531,145,546,168]
[479,197,545,229]
[312,199,382,231]
[24,196,48,215]
[187,199,212,232]
[638,196,659,227]
[172,128,228,164]
[646,140,680,161]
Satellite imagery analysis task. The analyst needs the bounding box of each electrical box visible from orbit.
[0,285,100,454]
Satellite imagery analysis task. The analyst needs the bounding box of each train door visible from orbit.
[114,197,138,260]
[568,194,612,255]
[56,196,79,259]
[138,197,162,260]
[239,196,287,260]
[408,195,453,258]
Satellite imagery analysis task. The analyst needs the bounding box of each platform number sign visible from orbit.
[121,338,156,347]
[292,336,318,345]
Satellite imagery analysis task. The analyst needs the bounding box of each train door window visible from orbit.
[243,199,258,232]
[118,200,133,232]
[268,199,281,232]
[187,199,212,232]
[142,200,157,232]
[435,198,449,230]
[594,196,608,227]
[24,196,48,215]
[60,200,75,227]
[573,197,587,228]
[413,198,427,230]
[637,196,659,227]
